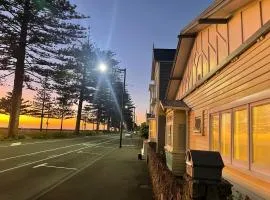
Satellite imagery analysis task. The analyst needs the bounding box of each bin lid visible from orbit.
[186,150,224,168]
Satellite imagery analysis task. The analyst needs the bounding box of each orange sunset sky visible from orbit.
[0,80,144,130]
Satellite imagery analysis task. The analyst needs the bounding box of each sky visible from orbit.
[0,0,212,129]
[69,0,212,123]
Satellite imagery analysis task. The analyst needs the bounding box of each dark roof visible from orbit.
[146,113,155,119]
[160,100,189,110]
[153,49,176,62]
[159,62,174,100]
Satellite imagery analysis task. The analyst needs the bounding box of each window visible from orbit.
[211,114,220,151]
[221,112,231,157]
[194,117,202,133]
[233,109,248,162]
[210,100,270,176]
[252,103,270,168]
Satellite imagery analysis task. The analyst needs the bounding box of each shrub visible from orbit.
[140,122,149,139]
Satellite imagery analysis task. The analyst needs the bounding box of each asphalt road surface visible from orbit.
[0,135,127,200]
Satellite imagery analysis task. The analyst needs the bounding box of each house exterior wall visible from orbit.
[148,119,157,142]
[177,0,270,100]
[165,109,186,176]
[173,0,270,198]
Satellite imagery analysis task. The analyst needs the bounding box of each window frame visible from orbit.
[210,113,220,151]
[250,99,270,176]
[209,98,270,179]
[232,105,249,169]
[220,110,232,164]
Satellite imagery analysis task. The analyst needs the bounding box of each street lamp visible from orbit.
[98,64,126,148]
[117,68,126,148]
[99,63,107,73]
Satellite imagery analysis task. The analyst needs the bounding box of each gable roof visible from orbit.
[160,99,189,111]
[166,0,255,100]
[153,48,176,62]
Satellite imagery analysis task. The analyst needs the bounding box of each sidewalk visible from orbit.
[38,138,153,200]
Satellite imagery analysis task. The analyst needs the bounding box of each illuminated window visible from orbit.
[211,114,220,151]
[233,109,248,162]
[252,103,270,168]
[221,112,231,157]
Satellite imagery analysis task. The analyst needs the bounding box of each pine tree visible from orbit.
[53,68,76,132]
[0,92,31,115]
[62,41,97,134]
[0,0,87,137]
[29,75,52,131]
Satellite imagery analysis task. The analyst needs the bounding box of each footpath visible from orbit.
[38,137,153,200]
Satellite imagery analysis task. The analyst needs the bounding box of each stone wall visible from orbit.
[147,143,232,200]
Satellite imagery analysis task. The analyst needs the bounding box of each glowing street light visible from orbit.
[99,63,107,72]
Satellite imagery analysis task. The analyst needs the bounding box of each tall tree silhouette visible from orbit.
[53,69,75,132]
[63,41,97,134]
[30,75,52,131]
[0,0,87,137]
[0,92,31,115]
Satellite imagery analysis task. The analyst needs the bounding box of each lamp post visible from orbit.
[117,68,126,148]
[98,63,126,148]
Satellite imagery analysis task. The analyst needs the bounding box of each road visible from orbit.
[0,135,138,200]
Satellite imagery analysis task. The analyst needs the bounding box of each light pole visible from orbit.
[98,63,126,148]
[118,68,126,148]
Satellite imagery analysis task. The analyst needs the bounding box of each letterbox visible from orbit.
[186,150,224,181]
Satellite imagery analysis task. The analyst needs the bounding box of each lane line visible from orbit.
[30,147,117,200]
[33,163,48,168]
[77,151,103,156]
[0,138,110,161]
[95,146,115,149]
[33,163,77,171]
[16,162,31,167]
[0,139,117,174]
[0,135,107,148]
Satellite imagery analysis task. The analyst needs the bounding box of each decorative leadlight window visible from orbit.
[194,116,202,133]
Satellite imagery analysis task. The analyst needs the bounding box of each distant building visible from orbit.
[161,0,270,199]
[147,48,175,153]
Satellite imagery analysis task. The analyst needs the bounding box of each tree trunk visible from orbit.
[60,113,64,133]
[96,122,100,131]
[7,0,30,138]
[75,90,83,134]
[39,90,46,132]
[75,66,86,134]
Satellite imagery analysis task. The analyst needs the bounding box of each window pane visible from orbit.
[221,113,231,157]
[211,114,219,151]
[234,109,248,161]
[252,103,270,167]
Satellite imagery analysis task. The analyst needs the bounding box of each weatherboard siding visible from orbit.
[177,0,270,100]
[184,30,270,150]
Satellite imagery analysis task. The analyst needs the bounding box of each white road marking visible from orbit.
[0,139,116,174]
[0,135,107,148]
[10,142,22,146]
[0,138,110,161]
[33,163,77,171]
[122,145,136,147]
[31,147,117,200]
[77,151,103,156]
[33,163,48,168]
[16,162,31,167]
[95,146,115,149]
